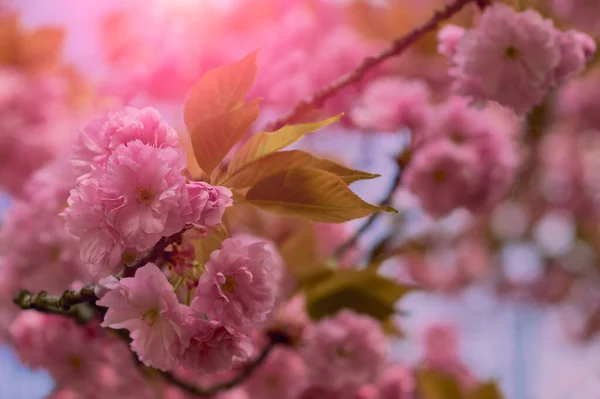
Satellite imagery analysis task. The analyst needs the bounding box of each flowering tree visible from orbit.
[1,0,600,398]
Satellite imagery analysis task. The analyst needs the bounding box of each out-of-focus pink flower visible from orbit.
[71,107,180,178]
[302,310,387,391]
[351,77,431,133]
[192,238,277,331]
[407,98,518,217]
[10,312,99,386]
[185,181,233,232]
[421,323,476,389]
[405,140,481,218]
[376,364,415,399]
[0,69,70,196]
[97,263,187,371]
[437,25,466,59]
[556,73,600,131]
[551,0,600,36]
[178,318,252,375]
[554,30,597,82]
[244,347,308,399]
[446,3,593,114]
[1,162,91,293]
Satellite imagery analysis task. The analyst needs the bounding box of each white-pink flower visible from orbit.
[302,310,387,391]
[192,238,276,331]
[96,263,187,371]
[446,3,594,114]
[178,318,252,375]
[72,107,180,178]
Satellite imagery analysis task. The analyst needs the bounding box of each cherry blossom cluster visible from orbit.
[0,69,71,196]
[61,107,233,276]
[439,3,596,114]
[0,160,91,339]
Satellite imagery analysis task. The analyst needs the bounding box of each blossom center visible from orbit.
[69,355,82,370]
[48,245,61,261]
[221,275,237,294]
[336,346,352,359]
[432,169,447,183]
[141,306,161,326]
[136,186,155,205]
[504,45,519,60]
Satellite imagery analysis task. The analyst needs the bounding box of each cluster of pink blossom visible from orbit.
[62,107,233,276]
[0,160,91,339]
[0,69,71,196]
[404,98,518,218]
[96,236,277,374]
[439,3,596,114]
[9,311,163,398]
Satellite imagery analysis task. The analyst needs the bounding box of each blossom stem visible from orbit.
[264,0,478,131]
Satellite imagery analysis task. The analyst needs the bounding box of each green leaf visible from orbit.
[184,50,259,131]
[222,149,379,188]
[417,370,463,399]
[244,167,396,223]
[227,115,342,175]
[189,99,260,175]
[304,268,414,321]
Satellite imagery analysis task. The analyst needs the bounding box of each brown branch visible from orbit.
[13,286,98,322]
[162,339,279,397]
[264,0,478,131]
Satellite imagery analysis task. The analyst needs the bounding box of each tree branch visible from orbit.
[13,286,98,314]
[264,0,477,131]
[162,339,279,396]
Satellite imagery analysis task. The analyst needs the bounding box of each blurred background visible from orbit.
[2,0,600,398]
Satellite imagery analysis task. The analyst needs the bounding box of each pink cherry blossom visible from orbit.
[407,98,518,217]
[0,69,70,196]
[244,347,308,399]
[9,311,100,386]
[376,365,415,399]
[437,25,466,59]
[71,106,180,178]
[62,178,125,276]
[351,77,431,133]
[178,318,252,375]
[551,0,600,36]
[100,141,188,249]
[554,30,597,82]
[404,139,481,218]
[185,181,233,232]
[447,3,593,114]
[192,238,277,330]
[302,310,387,391]
[97,263,187,371]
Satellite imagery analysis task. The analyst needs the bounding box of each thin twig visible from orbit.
[162,332,288,397]
[264,0,477,131]
[334,161,404,260]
